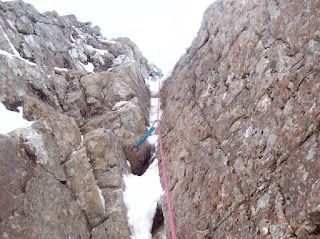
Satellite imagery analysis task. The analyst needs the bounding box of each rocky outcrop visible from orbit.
[0,134,90,239]
[161,0,320,238]
[0,0,155,238]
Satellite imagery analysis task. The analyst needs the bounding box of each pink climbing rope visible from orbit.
[156,79,177,239]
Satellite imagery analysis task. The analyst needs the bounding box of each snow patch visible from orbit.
[0,103,33,134]
[97,187,105,212]
[149,98,158,124]
[112,101,134,111]
[86,45,109,55]
[0,48,36,66]
[123,160,163,239]
[79,62,94,73]
[54,67,69,73]
[99,39,117,44]
[0,49,14,58]
[244,126,253,138]
[149,78,160,97]
[80,134,84,147]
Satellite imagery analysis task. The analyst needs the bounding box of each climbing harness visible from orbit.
[156,79,177,239]
[131,120,158,152]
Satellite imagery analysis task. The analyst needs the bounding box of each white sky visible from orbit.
[21,0,213,74]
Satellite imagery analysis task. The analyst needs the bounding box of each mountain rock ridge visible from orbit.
[0,0,157,238]
[1,0,320,238]
[161,0,320,238]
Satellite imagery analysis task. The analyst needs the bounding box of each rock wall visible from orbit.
[161,0,320,238]
[0,0,154,238]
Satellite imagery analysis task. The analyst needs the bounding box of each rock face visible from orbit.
[161,0,320,238]
[0,0,155,238]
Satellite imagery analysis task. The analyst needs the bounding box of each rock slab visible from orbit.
[161,0,320,238]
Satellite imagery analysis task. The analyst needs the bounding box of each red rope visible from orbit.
[156,79,177,239]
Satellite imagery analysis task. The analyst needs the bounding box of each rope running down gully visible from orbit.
[156,79,177,239]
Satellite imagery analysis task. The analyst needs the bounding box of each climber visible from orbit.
[149,69,164,78]
[131,120,158,153]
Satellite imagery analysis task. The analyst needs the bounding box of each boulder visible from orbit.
[0,134,90,239]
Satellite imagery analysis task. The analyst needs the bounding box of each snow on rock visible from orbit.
[98,38,117,44]
[112,101,134,111]
[79,62,95,73]
[97,186,105,213]
[0,102,33,134]
[0,26,36,66]
[86,45,109,55]
[113,55,134,67]
[0,45,36,66]
[0,25,20,57]
[54,67,69,74]
[123,160,163,239]
[149,98,158,125]
[0,49,15,58]
[145,76,166,98]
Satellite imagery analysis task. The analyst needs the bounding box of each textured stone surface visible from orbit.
[83,128,131,238]
[79,68,151,174]
[161,0,320,238]
[0,134,90,239]
[10,112,81,179]
[65,147,105,227]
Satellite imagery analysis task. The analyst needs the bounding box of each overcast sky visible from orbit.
[22,0,213,73]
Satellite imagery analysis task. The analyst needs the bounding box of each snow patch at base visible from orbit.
[123,160,163,239]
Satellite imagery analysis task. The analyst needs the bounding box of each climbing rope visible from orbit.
[156,79,177,239]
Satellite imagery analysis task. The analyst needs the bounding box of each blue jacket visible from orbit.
[135,127,155,150]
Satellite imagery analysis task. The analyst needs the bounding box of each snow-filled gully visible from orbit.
[123,77,164,239]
